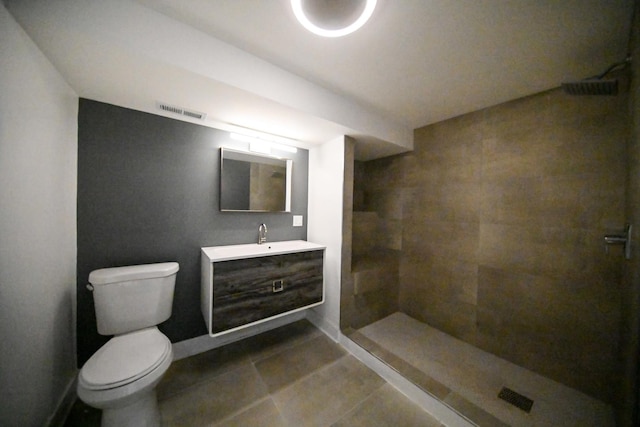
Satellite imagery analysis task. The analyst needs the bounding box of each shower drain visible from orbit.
[498,387,534,413]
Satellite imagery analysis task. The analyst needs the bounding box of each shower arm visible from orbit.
[593,56,632,79]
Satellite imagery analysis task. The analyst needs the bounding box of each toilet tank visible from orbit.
[88,262,179,336]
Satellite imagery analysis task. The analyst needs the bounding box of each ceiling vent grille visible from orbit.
[156,102,206,120]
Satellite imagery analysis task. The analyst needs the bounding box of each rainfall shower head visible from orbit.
[562,57,630,96]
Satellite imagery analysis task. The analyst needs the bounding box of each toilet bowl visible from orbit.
[78,327,172,426]
[77,262,179,427]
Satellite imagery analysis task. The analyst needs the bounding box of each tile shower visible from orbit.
[343,84,632,425]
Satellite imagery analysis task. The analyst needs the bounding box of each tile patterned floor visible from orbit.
[64,319,442,427]
[355,312,615,427]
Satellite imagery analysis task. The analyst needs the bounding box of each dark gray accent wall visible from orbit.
[77,99,308,365]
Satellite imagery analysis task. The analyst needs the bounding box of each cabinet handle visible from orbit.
[272,280,284,293]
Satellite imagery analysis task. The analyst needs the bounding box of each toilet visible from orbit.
[77,262,179,427]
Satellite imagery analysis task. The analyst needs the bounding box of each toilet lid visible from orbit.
[80,328,171,390]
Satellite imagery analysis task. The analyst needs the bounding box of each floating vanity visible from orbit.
[201,240,325,337]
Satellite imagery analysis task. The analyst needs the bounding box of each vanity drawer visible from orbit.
[211,250,323,333]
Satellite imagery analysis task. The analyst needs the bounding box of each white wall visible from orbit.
[4,0,413,157]
[0,4,78,426]
[307,137,346,339]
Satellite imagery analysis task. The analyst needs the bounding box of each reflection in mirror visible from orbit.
[220,148,292,212]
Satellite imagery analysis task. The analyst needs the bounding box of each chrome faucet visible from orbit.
[258,223,268,244]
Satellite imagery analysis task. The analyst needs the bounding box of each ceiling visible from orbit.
[136,0,634,126]
[5,0,634,159]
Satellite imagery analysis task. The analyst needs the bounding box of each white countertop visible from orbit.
[202,240,325,262]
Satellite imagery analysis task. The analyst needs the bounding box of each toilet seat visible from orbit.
[80,328,171,391]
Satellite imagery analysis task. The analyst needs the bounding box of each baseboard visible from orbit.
[305,308,340,342]
[46,372,78,427]
[172,310,307,360]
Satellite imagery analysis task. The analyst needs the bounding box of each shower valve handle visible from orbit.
[603,224,632,260]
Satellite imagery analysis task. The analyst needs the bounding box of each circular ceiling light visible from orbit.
[291,0,377,38]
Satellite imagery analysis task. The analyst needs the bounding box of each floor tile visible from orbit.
[158,339,251,400]
[215,398,287,427]
[160,363,268,426]
[443,393,509,427]
[273,355,386,427]
[255,334,346,392]
[359,312,615,427]
[349,331,452,400]
[62,398,101,427]
[243,319,323,363]
[332,383,442,427]
[65,319,452,427]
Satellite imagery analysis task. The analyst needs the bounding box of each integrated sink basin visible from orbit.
[201,240,325,262]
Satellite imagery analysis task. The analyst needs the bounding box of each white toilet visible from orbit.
[77,262,179,427]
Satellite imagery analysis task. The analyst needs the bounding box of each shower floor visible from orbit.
[353,312,614,427]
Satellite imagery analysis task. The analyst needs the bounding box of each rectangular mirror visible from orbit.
[220,148,292,212]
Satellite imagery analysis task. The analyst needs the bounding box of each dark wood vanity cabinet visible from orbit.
[201,247,324,336]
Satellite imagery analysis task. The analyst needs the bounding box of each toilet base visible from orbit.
[77,329,173,426]
[101,390,160,427]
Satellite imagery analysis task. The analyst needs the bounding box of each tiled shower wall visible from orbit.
[340,163,401,330]
[359,87,629,403]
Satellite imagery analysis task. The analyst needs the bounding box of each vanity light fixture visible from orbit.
[229,132,298,154]
[291,0,377,38]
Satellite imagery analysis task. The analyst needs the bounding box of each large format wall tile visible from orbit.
[356,86,629,403]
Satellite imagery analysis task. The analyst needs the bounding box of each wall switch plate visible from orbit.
[293,215,303,227]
